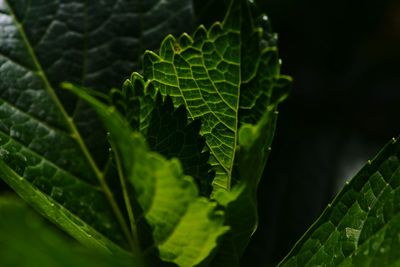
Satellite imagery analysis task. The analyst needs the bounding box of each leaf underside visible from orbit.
[113,0,292,263]
[127,0,291,193]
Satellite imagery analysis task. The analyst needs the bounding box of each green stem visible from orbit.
[111,140,141,254]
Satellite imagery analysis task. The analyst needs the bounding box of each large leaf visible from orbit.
[136,0,290,191]
[279,138,400,266]
[210,1,290,264]
[0,197,140,267]
[0,0,193,253]
[141,4,241,191]
[116,0,291,262]
[65,84,229,267]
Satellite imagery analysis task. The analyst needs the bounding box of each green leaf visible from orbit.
[138,0,290,192]
[0,161,129,256]
[111,78,214,195]
[142,11,241,192]
[208,2,290,264]
[146,94,214,195]
[279,138,400,267]
[65,83,229,267]
[0,0,194,252]
[0,197,140,267]
[211,106,279,266]
[113,0,291,262]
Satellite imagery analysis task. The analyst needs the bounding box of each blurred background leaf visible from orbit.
[0,196,140,267]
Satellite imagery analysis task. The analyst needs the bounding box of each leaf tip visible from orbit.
[60,82,74,90]
[160,35,178,59]
[178,33,193,48]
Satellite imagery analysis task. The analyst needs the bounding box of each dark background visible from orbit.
[242,0,400,266]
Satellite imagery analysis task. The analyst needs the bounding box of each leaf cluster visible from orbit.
[1,0,400,267]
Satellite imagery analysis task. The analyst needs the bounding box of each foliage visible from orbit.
[279,138,400,267]
[0,0,400,267]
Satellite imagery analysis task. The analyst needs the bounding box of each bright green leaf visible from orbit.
[137,0,290,193]
[65,83,229,267]
[115,0,291,262]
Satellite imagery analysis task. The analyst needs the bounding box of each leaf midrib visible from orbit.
[4,0,134,251]
[160,24,242,190]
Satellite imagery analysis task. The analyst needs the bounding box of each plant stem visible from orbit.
[111,140,141,255]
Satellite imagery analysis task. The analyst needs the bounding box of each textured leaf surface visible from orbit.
[0,197,140,267]
[139,0,290,191]
[280,138,400,267]
[0,161,127,255]
[66,84,229,267]
[111,0,291,262]
[142,3,242,191]
[111,79,213,195]
[204,1,289,264]
[0,0,193,251]
[212,107,279,266]
[146,94,213,195]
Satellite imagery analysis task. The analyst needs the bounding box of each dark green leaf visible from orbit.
[212,107,279,266]
[0,0,194,252]
[111,80,214,195]
[279,138,400,267]
[0,161,127,255]
[146,94,213,195]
